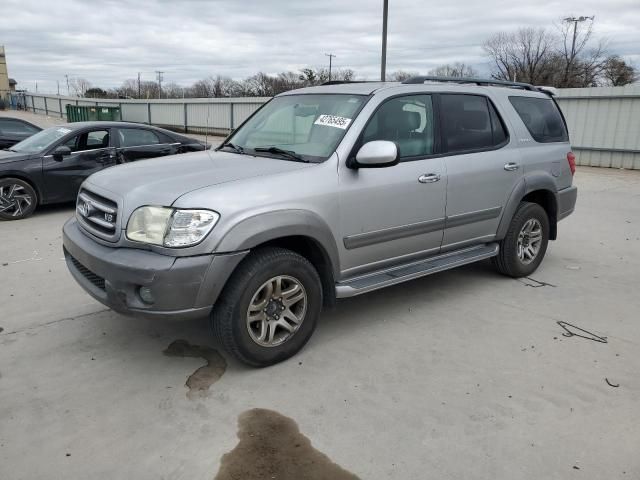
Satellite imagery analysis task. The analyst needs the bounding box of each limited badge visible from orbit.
[314,114,352,129]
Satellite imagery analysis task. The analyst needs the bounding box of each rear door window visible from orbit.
[118,128,162,148]
[0,119,39,134]
[509,96,568,143]
[440,94,508,153]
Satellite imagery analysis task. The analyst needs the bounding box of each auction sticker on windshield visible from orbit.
[314,115,352,129]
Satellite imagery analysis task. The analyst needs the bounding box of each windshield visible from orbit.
[227,94,367,162]
[10,126,74,153]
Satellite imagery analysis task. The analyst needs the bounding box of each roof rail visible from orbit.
[401,76,539,92]
[321,80,381,85]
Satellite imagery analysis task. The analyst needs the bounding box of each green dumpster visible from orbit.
[66,105,121,122]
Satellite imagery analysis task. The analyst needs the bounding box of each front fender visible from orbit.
[215,209,341,277]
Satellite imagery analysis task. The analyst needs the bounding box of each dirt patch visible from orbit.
[214,408,360,480]
[163,340,227,399]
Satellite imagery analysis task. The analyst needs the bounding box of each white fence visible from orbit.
[21,95,270,136]
[556,86,640,170]
[20,85,640,169]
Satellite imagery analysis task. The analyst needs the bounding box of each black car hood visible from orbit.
[0,149,31,164]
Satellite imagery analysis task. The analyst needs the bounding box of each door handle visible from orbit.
[504,162,520,171]
[418,173,441,183]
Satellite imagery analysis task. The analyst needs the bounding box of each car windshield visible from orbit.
[226,94,367,162]
[10,126,74,153]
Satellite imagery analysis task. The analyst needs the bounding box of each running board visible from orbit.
[335,243,499,298]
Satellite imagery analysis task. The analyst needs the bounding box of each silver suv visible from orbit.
[63,77,578,366]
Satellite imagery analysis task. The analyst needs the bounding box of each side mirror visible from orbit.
[348,140,399,169]
[52,145,72,161]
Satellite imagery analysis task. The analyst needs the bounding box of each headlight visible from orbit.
[126,206,219,248]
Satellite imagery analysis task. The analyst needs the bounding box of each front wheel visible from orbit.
[493,201,549,278]
[212,247,322,367]
[0,178,38,220]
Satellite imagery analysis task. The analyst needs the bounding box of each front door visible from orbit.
[338,94,446,277]
[42,129,116,203]
[439,93,523,250]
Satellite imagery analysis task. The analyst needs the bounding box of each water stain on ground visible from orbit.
[163,339,227,399]
[214,408,360,480]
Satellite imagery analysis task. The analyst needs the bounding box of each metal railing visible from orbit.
[20,94,270,136]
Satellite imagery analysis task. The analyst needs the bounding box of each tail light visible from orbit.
[567,152,576,176]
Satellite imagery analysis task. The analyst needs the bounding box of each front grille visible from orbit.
[68,254,106,291]
[76,189,119,241]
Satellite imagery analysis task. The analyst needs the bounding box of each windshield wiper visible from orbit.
[253,146,308,163]
[216,142,245,154]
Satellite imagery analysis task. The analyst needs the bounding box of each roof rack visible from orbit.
[401,76,539,92]
[321,80,382,85]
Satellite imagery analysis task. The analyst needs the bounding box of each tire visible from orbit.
[493,201,549,278]
[212,247,322,367]
[0,178,38,220]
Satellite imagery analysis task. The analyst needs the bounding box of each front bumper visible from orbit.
[557,185,578,221]
[62,218,247,319]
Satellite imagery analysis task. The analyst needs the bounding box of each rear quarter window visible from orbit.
[509,96,568,143]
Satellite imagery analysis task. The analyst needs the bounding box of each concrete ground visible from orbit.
[1,158,639,477]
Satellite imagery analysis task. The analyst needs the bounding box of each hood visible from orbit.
[84,149,313,211]
[0,149,30,164]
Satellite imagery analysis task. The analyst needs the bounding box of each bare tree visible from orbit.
[387,70,419,81]
[69,77,92,97]
[428,63,478,78]
[601,56,637,86]
[483,28,556,84]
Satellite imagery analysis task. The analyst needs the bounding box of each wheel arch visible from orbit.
[0,173,42,205]
[215,210,340,308]
[497,174,559,241]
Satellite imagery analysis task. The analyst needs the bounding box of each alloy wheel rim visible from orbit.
[246,275,307,347]
[0,184,33,217]
[517,218,543,264]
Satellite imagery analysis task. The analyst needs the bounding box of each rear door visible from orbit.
[439,93,522,250]
[115,127,177,162]
[41,129,116,203]
[0,118,41,148]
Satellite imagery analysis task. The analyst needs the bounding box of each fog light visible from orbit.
[139,286,155,304]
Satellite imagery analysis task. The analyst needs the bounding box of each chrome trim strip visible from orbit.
[78,192,117,214]
[343,217,446,250]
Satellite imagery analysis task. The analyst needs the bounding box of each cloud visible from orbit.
[3,0,639,93]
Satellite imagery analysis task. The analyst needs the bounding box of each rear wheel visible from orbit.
[212,247,322,367]
[493,201,549,278]
[0,178,38,220]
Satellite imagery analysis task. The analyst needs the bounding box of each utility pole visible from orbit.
[563,16,594,86]
[57,80,60,95]
[155,70,164,99]
[324,53,336,81]
[137,72,141,99]
[381,0,389,81]
[65,74,70,95]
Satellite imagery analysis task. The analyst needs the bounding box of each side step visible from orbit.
[335,243,499,298]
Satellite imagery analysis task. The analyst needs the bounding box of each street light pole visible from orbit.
[381,0,388,81]
[563,16,594,85]
[325,53,336,81]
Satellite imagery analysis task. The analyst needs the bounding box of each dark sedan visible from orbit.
[0,117,42,149]
[0,121,207,220]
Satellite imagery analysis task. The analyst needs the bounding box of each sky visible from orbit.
[2,0,639,94]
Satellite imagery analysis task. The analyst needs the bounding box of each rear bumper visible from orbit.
[62,217,247,320]
[557,185,578,221]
